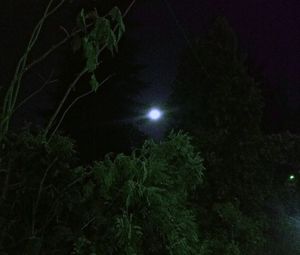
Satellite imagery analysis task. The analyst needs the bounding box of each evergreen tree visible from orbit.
[171,17,263,142]
[169,17,273,254]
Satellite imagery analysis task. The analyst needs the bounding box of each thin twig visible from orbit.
[27,0,137,139]
[42,170,93,232]
[123,0,136,18]
[0,0,67,142]
[10,0,60,109]
[81,216,96,231]
[46,0,66,18]
[44,68,88,136]
[13,76,58,114]
[49,74,113,139]
[31,157,58,235]
[97,0,137,55]
[1,162,11,201]
[49,90,94,139]
[25,0,136,73]
[24,26,87,72]
[59,25,70,37]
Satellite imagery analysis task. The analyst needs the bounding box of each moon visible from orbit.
[147,108,162,121]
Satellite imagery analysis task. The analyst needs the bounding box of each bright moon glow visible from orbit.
[148,108,162,121]
[289,175,295,180]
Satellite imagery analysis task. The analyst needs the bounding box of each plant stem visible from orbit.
[0,0,67,142]
[49,74,112,139]
[31,158,58,235]
[44,68,88,136]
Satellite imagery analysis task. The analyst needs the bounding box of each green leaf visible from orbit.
[109,7,125,42]
[109,7,120,21]
[90,73,100,92]
[107,30,117,54]
[83,38,98,72]
[92,17,111,43]
[77,9,87,33]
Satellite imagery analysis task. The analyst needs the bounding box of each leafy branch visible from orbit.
[44,5,129,138]
[0,0,136,143]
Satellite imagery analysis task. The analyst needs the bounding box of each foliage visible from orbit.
[1,2,300,254]
[0,1,203,254]
[258,132,300,255]
[169,17,300,254]
[198,201,266,255]
[60,29,146,162]
[171,17,263,145]
[0,0,144,163]
[0,131,204,254]
[58,0,146,163]
[0,130,81,254]
[0,0,126,142]
[76,131,204,254]
[44,5,126,137]
[79,6,125,89]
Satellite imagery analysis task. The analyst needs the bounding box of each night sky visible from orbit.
[0,0,299,139]
[132,0,300,112]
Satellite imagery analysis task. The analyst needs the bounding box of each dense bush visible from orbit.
[0,131,205,254]
[0,131,81,254]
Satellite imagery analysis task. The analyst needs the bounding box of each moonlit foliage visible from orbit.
[148,108,162,121]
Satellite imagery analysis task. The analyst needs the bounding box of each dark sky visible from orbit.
[1,0,299,139]
[131,0,300,109]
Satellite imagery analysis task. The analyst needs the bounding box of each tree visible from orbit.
[245,59,293,134]
[168,17,277,254]
[259,132,300,255]
[170,17,263,142]
[0,130,204,254]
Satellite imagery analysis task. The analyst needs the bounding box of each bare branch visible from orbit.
[13,73,58,114]
[24,24,92,72]
[49,74,113,139]
[59,25,70,37]
[44,68,88,136]
[123,0,137,18]
[0,0,67,142]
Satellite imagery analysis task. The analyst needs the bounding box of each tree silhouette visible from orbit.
[168,17,293,254]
